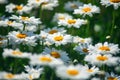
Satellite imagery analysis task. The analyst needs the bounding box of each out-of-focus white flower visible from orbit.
[0,0,8,4]
[88,42,120,55]
[73,36,92,44]
[64,1,83,11]
[30,54,64,67]
[58,18,87,28]
[84,54,119,66]
[42,47,70,63]
[74,3,100,17]
[10,15,41,25]
[3,48,32,58]
[56,64,90,80]
[52,13,73,23]
[6,4,32,15]
[0,35,7,48]
[46,32,72,46]
[100,0,120,9]
[8,31,37,46]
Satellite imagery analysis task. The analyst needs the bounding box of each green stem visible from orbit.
[23,23,26,31]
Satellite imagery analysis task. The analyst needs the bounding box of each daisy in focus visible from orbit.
[74,3,100,17]
[105,72,120,80]
[100,0,120,9]
[42,47,70,63]
[88,42,120,55]
[64,1,83,11]
[3,48,32,58]
[58,18,87,28]
[30,54,63,67]
[46,32,72,46]
[84,54,119,66]
[56,64,90,80]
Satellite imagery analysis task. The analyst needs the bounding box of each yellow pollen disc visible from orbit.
[96,55,108,61]
[36,0,40,2]
[82,7,91,12]
[82,48,89,53]
[87,69,93,72]
[7,21,13,25]
[49,30,58,34]
[12,51,22,55]
[16,33,27,39]
[54,36,63,41]
[29,75,33,80]
[15,5,23,10]
[107,77,118,80]
[80,39,85,43]
[67,69,79,76]
[110,0,120,3]
[21,16,29,20]
[5,74,14,79]
[67,19,76,24]
[58,16,65,20]
[99,46,110,51]
[39,56,52,62]
[50,51,60,58]
[71,4,78,9]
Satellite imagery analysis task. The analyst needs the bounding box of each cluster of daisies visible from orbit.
[0,0,120,80]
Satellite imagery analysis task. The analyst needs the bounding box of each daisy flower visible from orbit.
[74,3,100,17]
[58,18,87,28]
[88,42,120,55]
[0,0,7,4]
[52,13,73,23]
[73,36,92,44]
[8,31,37,46]
[3,48,32,58]
[10,15,41,25]
[30,54,64,67]
[0,35,7,47]
[100,0,120,9]
[42,47,70,63]
[56,64,90,80]
[27,0,43,8]
[84,54,119,66]
[46,32,72,46]
[6,3,32,15]
[64,1,83,11]
[105,72,120,80]
[74,43,90,54]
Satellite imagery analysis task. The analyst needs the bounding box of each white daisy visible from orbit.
[52,13,73,23]
[88,42,120,55]
[8,31,37,46]
[105,72,120,80]
[42,47,70,63]
[58,18,87,28]
[3,48,32,58]
[27,0,43,8]
[100,0,120,9]
[64,1,83,11]
[56,64,90,80]
[74,3,100,17]
[84,54,119,66]
[30,54,64,67]
[46,32,72,46]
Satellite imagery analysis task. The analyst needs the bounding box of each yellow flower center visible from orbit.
[82,48,89,53]
[80,39,85,43]
[7,21,13,25]
[5,74,15,79]
[71,4,78,9]
[110,0,120,3]
[16,33,27,39]
[29,75,33,80]
[21,16,29,20]
[67,69,79,76]
[82,7,91,12]
[58,16,65,20]
[67,19,76,24]
[54,36,63,41]
[42,2,48,5]
[99,46,110,51]
[96,55,108,61]
[108,77,118,80]
[49,30,58,34]
[50,51,60,58]
[12,51,22,55]
[39,56,52,62]
[87,69,93,72]
[36,0,40,2]
[15,5,23,10]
